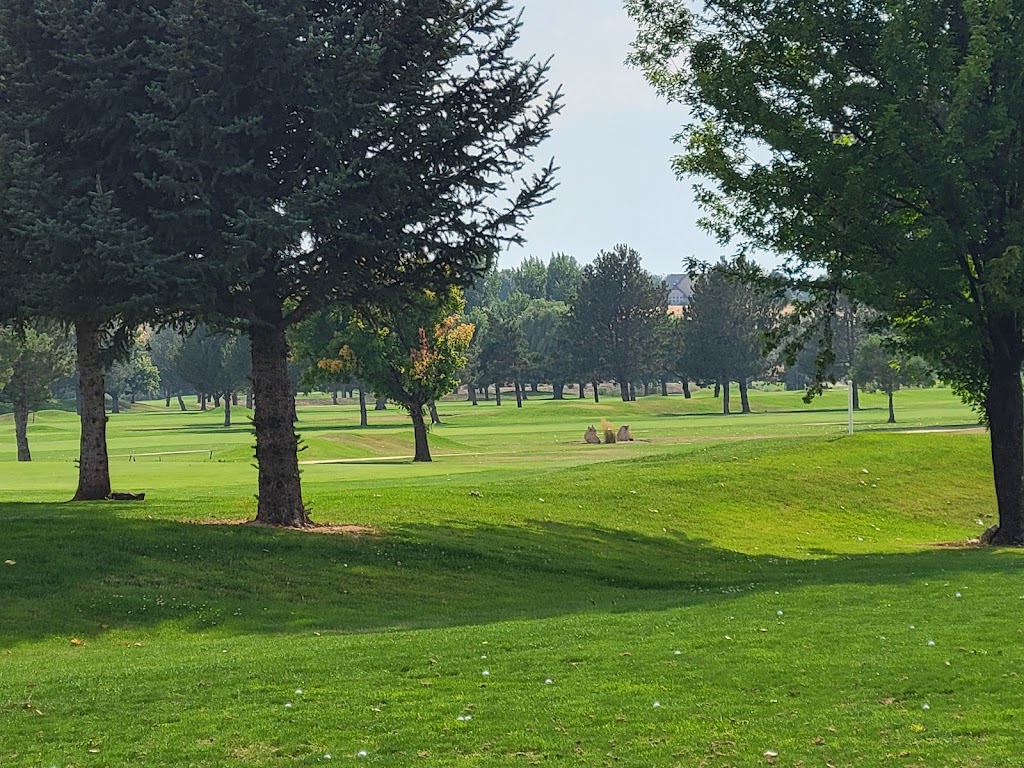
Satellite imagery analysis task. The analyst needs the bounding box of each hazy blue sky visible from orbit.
[502,0,721,275]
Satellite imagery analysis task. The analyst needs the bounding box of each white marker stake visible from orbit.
[848,380,854,435]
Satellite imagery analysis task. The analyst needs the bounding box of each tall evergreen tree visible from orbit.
[141,0,559,526]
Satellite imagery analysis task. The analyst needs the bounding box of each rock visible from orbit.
[980,524,1000,545]
[616,425,633,442]
[584,426,601,444]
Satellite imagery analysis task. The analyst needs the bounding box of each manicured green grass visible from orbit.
[1,387,1019,767]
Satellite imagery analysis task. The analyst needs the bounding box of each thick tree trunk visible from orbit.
[985,349,1024,544]
[331,390,338,405]
[739,379,751,414]
[468,383,478,405]
[109,392,120,414]
[553,382,564,400]
[514,381,523,408]
[495,384,502,406]
[721,379,731,415]
[429,401,442,424]
[250,322,308,527]
[223,394,232,427]
[375,397,388,411]
[200,393,207,411]
[14,403,31,462]
[578,382,586,399]
[682,378,692,399]
[74,320,112,501]
[358,389,368,427]
[213,393,222,408]
[177,393,187,411]
[410,405,431,462]
[887,390,896,423]
[619,380,630,402]
[593,381,600,404]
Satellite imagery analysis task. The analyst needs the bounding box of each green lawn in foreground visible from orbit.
[2,387,1020,767]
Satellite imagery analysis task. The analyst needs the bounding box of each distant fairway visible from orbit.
[2,386,1021,767]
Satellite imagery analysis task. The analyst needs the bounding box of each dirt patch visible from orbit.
[931,539,985,549]
[193,519,378,536]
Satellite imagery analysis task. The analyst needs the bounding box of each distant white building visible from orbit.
[663,273,694,315]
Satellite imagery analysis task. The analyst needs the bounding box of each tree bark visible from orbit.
[985,341,1024,544]
[619,380,630,402]
[375,397,388,411]
[232,392,239,406]
[245,389,253,409]
[177,393,187,411]
[887,390,896,423]
[429,401,441,424]
[852,379,861,410]
[553,382,564,400]
[410,404,431,462]
[644,381,651,396]
[223,393,232,427]
[468,383,478,405]
[14,403,31,462]
[629,383,637,401]
[200,393,207,411]
[661,379,668,397]
[165,391,172,407]
[714,381,721,398]
[721,379,731,415]
[739,379,751,414]
[213,393,222,408]
[495,384,502,406]
[109,392,120,414]
[250,322,308,527]
[592,381,600,403]
[682,378,692,399]
[358,388,368,427]
[74,320,112,500]
[331,390,338,405]
[514,381,523,408]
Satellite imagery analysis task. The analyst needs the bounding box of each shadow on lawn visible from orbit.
[0,502,1019,647]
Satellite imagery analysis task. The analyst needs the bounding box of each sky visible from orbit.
[501,0,722,276]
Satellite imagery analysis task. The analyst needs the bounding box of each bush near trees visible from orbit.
[630,0,1024,543]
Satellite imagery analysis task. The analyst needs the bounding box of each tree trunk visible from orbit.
[130,392,136,404]
[520,383,528,401]
[358,388,368,427]
[429,401,441,424]
[986,348,1024,544]
[514,381,524,408]
[331,390,338,405]
[223,393,232,427]
[483,384,490,401]
[232,392,239,406]
[495,384,502,405]
[375,397,388,411]
[250,322,308,527]
[714,381,721,398]
[553,382,564,400]
[213,393,222,408]
[177,393,187,411]
[619,380,629,401]
[73,320,112,500]
[165,391,172,407]
[722,378,731,415]
[578,381,586,399]
[629,383,637,401]
[593,381,600,403]
[739,379,751,414]
[468,383,478,405]
[200,393,207,411]
[14,403,31,462]
[852,379,861,410]
[661,379,668,397]
[643,381,651,397]
[887,390,896,423]
[109,392,120,414]
[410,404,431,462]
[682,378,692,399]
[246,389,253,409]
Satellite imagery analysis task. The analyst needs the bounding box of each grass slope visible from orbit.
[1,387,1019,767]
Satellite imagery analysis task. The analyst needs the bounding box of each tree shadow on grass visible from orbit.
[0,502,1019,648]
